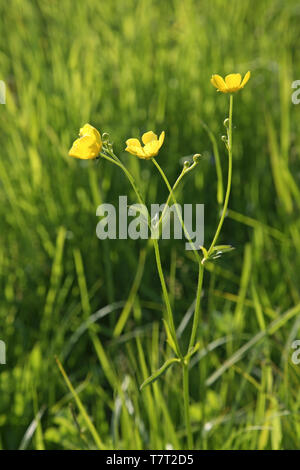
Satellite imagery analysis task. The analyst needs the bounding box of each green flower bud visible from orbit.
[102,132,110,143]
[193,153,202,163]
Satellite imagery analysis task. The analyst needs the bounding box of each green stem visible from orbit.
[183,95,234,448]
[153,158,202,449]
[207,94,233,257]
[101,152,145,208]
[188,261,204,351]
[183,363,193,449]
[153,240,182,358]
[152,158,201,263]
[152,157,205,350]
[153,160,185,226]
[201,121,224,205]
[101,151,182,358]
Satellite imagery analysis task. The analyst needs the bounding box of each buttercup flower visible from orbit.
[211,71,251,93]
[69,123,102,159]
[125,131,165,159]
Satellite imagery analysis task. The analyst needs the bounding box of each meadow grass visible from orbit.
[0,0,300,450]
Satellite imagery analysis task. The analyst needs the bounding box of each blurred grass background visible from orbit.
[0,0,300,450]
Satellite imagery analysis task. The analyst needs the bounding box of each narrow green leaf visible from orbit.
[55,357,105,450]
[199,245,209,259]
[184,341,201,361]
[162,319,177,353]
[212,245,235,254]
[140,357,180,391]
[210,245,235,260]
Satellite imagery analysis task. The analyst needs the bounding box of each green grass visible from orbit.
[0,0,300,450]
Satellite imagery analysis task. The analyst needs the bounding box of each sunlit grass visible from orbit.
[0,0,300,450]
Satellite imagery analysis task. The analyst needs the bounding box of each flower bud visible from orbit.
[193,153,202,163]
[183,160,190,169]
[223,118,230,128]
[102,132,110,143]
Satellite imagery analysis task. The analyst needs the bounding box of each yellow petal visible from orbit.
[211,76,219,89]
[125,145,145,158]
[126,138,142,148]
[211,74,227,92]
[143,140,160,158]
[69,135,100,159]
[142,131,158,145]
[240,70,251,88]
[79,124,102,146]
[158,131,165,148]
[225,74,242,90]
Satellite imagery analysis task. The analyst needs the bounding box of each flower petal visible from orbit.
[79,124,102,146]
[143,140,160,158]
[126,138,142,148]
[142,131,158,145]
[240,70,251,88]
[211,76,219,89]
[125,145,145,158]
[225,73,242,90]
[158,131,165,148]
[211,75,227,92]
[69,135,101,159]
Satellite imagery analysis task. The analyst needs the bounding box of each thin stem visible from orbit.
[152,158,205,352]
[153,240,182,358]
[156,165,185,226]
[207,94,233,256]
[183,363,193,449]
[201,121,224,205]
[101,152,145,208]
[183,95,234,449]
[152,158,201,263]
[101,151,182,358]
[188,261,204,351]
[153,157,202,449]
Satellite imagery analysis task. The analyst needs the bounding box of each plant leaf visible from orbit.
[210,245,235,259]
[140,357,180,390]
[212,245,235,254]
[162,319,177,353]
[184,341,201,361]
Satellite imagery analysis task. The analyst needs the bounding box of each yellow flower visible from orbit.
[125,131,165,159]
[69,123,102,159]
[211,71,251,93]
